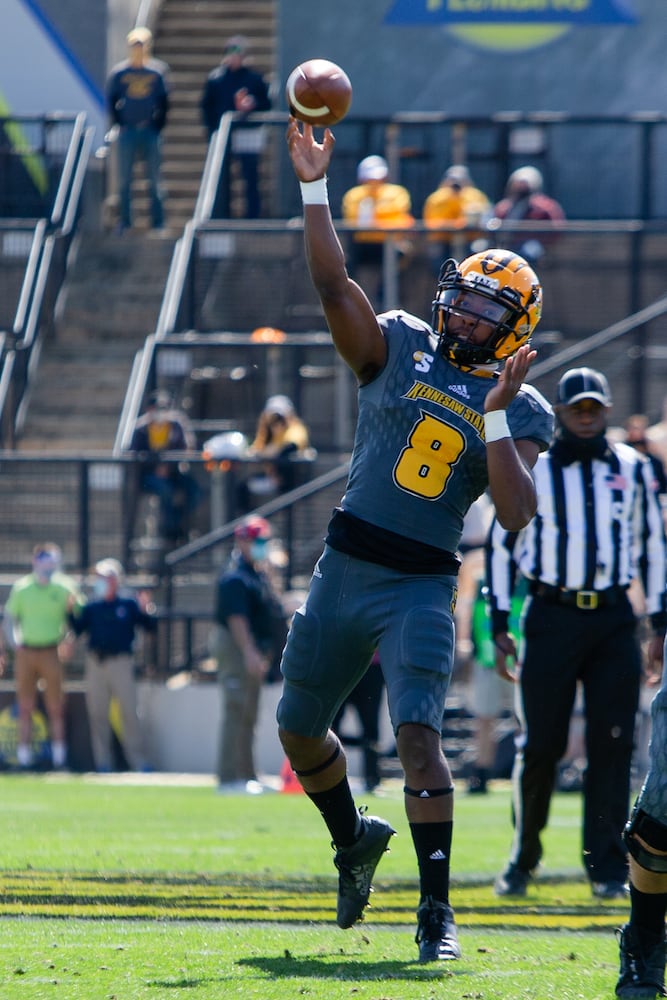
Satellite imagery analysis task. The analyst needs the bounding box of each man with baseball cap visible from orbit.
[200,34,272,219]
[342,154,414,308]
[555,366,612,407]
[106,24,170,231]
[488,366,667,901]
[212,516,287,794]
[68,558,156,772]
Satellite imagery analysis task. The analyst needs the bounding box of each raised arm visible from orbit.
[286,118,386,384]
[483,346,540,531]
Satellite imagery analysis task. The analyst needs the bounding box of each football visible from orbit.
[285,59,352,127]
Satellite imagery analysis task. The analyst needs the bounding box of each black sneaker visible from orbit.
[616,923,667,997]
[592,880,629,900]
[494,863,532,897]
[415,896,461,962]
[467,767,489,795]
[333,813,396,928]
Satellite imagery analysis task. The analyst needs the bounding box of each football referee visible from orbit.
[487,367,667,900]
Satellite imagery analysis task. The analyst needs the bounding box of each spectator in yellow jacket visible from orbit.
[423,164,491,266]
[342,155,414,307]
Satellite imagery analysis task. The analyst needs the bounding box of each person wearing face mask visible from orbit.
[2,543,84,769]
[68,559,156,773]
[487,367,667,900]
[128,389,202,543]
[491,165,565,267]
[212,516,288,794]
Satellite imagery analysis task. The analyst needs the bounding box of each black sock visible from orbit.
[307,777,361,849]
[409,820,453,904]
[630,883,667,946]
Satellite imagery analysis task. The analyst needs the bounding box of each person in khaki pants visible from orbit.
[69,559,156,772]
[2,543,83,769]
[213,516,287,795]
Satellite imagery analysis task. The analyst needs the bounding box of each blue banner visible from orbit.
[384,0,637,25]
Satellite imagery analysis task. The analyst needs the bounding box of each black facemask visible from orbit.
[551,421,609,465]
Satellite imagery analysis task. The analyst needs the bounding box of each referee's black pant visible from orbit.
[508,593,641,884]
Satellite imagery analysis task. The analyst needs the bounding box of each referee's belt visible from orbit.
[530,583,628,610]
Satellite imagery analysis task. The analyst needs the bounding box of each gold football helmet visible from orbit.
[432,249,543,367]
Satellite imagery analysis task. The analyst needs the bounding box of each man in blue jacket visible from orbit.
[200,35,272,219]
[107,26,170,231]
[69,559,156,772]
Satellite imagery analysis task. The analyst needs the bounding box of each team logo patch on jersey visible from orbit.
[413,350,434,374]
[447,384,471,399]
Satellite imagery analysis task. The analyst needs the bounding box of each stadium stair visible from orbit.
[131,0,278,231]
[16,229,175,453]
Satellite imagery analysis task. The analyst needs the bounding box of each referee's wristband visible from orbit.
[300,177,329,205]
[484,409,511,443]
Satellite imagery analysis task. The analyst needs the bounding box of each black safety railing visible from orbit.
[211,110,667,223]
[0,112,95,447]
[112,108,667,461]
[114,220,667,463]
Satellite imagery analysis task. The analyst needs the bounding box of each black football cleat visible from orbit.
[415,896,461,963]
[616,923,667,998]
[333,813,396,929]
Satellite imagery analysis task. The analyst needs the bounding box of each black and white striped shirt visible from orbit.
[487,440,667,632]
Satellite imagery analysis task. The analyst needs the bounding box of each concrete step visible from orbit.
[18,228,174,449]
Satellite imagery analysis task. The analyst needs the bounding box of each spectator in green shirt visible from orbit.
[2,543,83,769]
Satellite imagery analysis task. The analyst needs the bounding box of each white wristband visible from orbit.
[300,177,329,205]
[484,409,511,443]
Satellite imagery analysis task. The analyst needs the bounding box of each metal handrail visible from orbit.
[11,219,47,337]
[193,112,233,223]
[153,113,233,342]
[59,125,96,235]
[112,115,236,456]
[134,0,161,33]
[530,294,667,379]
[0,114,92,445]
[113,336,158,455]
[49,112,87,229]
[164,459,351,569]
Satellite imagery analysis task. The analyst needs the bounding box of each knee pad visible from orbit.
[624,806,667,874]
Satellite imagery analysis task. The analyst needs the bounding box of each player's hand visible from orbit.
[137,589,155,614]
[286,117,335,182]
[644,633,665,686]
[494,631,519,682]
[244,647,270,680]
[484,344,537,413]
[58,636,75,664]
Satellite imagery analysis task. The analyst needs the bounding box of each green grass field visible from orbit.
[1,773,630,998]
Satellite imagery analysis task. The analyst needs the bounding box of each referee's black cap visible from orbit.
[556,367,612,407]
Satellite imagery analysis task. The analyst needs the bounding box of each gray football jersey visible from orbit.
[341,310,553,553]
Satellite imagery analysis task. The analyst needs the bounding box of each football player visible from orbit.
[277,117,553,962]
[617,634,667,998]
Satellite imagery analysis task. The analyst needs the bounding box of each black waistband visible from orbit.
[326,508,460,575]
[21,643,58,650]
[530,583,628,610]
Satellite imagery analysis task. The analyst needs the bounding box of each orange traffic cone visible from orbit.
[280,756,304,794]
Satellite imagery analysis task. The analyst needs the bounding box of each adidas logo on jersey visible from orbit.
[448,384,471,399]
